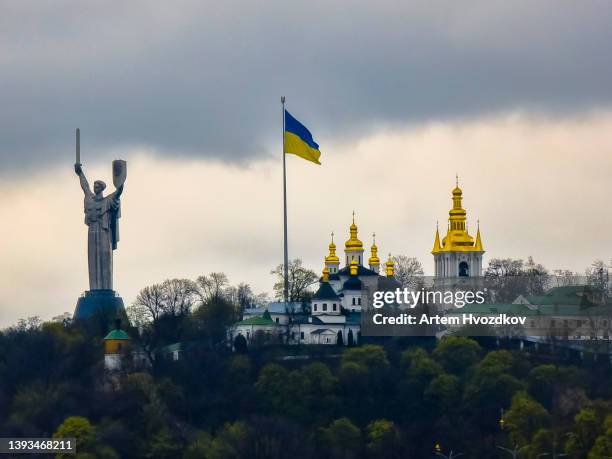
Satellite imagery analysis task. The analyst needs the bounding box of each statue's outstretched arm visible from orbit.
[75,164,92,195]
[115,184,124,198]
[108,184,124,203]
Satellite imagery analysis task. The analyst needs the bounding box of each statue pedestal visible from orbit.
[74,289,126,324]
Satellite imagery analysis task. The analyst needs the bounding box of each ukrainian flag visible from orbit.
[284,110,321,165]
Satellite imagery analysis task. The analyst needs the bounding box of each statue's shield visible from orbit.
[112,160,127,188]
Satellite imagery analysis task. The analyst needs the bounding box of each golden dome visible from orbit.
[433,177,485,253]
[325,232,340,263]
[349,258,359,276]
[368,233,381,266]
[385,254,395,277]
[322,267,330,282]
[345,212,363,250]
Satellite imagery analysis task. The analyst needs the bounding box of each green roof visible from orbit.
[449,302,612,317]
[104,329,131,340]
[447,286,612,317]
[163,343,182,353]
[237,310,276,326]
[526,285,596,307]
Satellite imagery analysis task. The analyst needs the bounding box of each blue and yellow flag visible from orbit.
[284,110,321,165]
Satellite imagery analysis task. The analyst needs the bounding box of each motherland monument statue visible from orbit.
[72,128,128,326]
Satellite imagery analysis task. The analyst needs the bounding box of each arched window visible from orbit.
[459,261,469,277]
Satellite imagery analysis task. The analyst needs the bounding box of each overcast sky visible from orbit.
[1,1,611,327]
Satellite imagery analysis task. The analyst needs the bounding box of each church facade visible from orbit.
[233,216,400,346]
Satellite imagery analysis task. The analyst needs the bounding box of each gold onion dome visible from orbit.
[368,233,380,265]
[432,176,484,253]
[325,232,340,263]
[385,254,395,277]
[322,267,330,282]
[345,212,363,250]
[349,258,359,276]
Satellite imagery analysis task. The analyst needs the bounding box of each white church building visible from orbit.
[232,216,401,346]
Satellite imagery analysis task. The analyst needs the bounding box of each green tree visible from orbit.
[406,350,443,390]
[255,363,308,419]
[321,417,362,459]
[191,296,239,348]
[342,345,390,372]
[463,350,525,429]
[528,364,558,408]
[588,415,612,459]
[146,429,183,459]
[504,392,550,446]
[53,416,95,459]
[433,337,481,374]
[184,432,213,459]
[424,374,461,412]
[566,407,605,459]
[209,421,252,459]
[366,419,403,458]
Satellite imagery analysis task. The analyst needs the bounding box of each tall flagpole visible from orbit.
[281,96,289,304]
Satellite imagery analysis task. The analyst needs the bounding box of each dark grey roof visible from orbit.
[311,328,337,334]
[292,315,325,325]
[244,301,303,315]
[343,276,363,290]
[377,275,401,291]
[313,282,341,301]
[337,265,379,276]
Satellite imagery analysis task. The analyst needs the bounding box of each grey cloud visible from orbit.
[1,0,611,172]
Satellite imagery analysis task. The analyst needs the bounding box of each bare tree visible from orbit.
[586,259,609,303]
[196,272,229,303]
[271,259,317,302]
[392,255,424,289]
[162,278,198,316]
[485,257,549,302]
[551,269,579,287]
[131,279,197,322]
[132,283,166,322]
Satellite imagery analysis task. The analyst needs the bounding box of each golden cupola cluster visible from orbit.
[325,213,392,275]
[432,176,484,254]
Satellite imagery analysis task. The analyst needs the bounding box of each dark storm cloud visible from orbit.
[1,0,611,171]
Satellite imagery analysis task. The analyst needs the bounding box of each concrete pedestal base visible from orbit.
[74,289,126,325]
